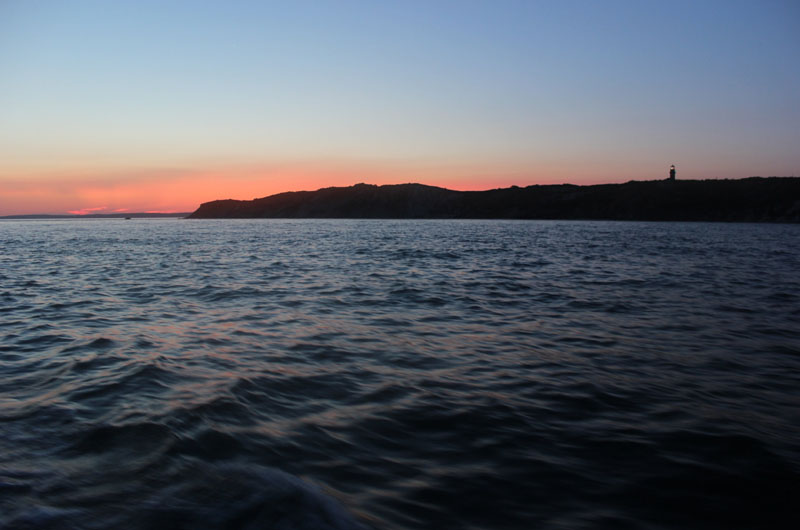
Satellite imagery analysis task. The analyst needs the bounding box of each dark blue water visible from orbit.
[1,219,799,529]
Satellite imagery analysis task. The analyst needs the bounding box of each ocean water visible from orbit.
[1,219,798,530]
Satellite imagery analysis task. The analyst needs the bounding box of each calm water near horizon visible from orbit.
[1,219,799,529]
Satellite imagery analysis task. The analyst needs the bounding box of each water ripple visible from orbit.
[1,219,799,529]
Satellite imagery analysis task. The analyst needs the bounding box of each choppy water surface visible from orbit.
[1,219,799,529]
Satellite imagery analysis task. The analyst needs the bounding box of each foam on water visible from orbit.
[1,219,799,529]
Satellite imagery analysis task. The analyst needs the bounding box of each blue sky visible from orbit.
[1,0,799,213]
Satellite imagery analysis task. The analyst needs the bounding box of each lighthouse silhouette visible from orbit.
[669,164,676,181]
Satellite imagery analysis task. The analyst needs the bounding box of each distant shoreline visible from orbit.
[188,177,800,223]
[0,213,190,220]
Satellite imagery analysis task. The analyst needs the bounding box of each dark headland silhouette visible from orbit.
[188,177,800,222]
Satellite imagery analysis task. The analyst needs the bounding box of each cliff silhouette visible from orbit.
[188,178,800,222]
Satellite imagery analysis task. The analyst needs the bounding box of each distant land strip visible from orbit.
[0,213,190,220]
[188,178,800,222]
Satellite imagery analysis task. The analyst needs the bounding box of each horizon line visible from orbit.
[3,175,795,217]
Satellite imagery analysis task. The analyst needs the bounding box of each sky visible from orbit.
[1,0,799,215]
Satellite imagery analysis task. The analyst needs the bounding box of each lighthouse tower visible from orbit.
[669,164,676,181]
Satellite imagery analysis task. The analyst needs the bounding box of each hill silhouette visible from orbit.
[188,178,800,222]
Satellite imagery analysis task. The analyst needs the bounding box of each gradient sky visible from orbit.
[1,0,799,214]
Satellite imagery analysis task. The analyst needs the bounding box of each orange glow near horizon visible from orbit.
[0,159,643,216]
